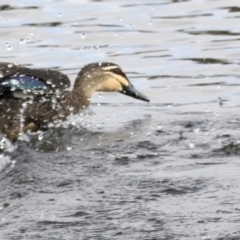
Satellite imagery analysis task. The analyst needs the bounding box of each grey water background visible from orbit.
[0,0,240,239]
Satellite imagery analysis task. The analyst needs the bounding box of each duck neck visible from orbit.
[69,87,90,113]
[73,74,96,99]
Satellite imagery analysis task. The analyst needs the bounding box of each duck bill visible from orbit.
[121,84,150,102]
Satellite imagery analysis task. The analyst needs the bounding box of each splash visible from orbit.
[0,135,16,171]
[0,135,17,153]
[41,108,94,130]
[20,108,95,152]
[0,154,11,172]
[0,108,95,155]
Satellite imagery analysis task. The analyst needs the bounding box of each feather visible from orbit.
[0,74,47,91]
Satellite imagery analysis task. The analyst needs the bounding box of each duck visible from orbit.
[0,62,149,141]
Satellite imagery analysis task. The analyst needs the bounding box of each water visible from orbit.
[0,0,240,239]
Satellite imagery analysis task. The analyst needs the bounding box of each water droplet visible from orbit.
[26,33,34,42]
[5,43,12,51]
[38,133,44,141]
[80,33,86,39]
[188,143,195,149]
[58,13,62,17]
[11,160,16,168]
[10,79,19,85]
[19,39,26,45]
[22,102,27,107]
[149,22,153,26]
[119,18,123,22]
[194,128,200,134]
[66,146,72,151]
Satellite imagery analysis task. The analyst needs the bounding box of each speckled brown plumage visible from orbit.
[0,89,90,141]
[0,62,149,141]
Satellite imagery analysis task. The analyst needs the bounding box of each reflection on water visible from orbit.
[0,0,240,239]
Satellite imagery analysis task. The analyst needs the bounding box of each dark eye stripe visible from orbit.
[108,68,127,79]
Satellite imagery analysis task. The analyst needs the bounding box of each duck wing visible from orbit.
[0,62,71,98]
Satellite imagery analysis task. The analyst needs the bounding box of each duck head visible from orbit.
[74,62,150,102]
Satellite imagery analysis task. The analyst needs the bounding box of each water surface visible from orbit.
[0,0,240,239]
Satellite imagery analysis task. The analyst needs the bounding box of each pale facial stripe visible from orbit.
[102,66,129,86]
[102,65,122,71]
